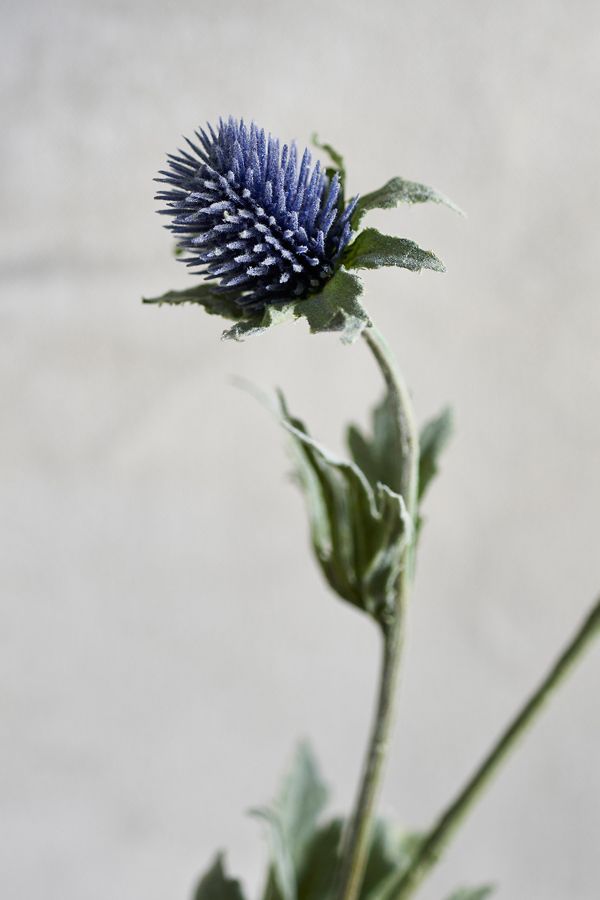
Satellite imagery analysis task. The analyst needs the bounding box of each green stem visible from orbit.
[334,324,419,900]
[362,326,419,512]
[382,593,600,900]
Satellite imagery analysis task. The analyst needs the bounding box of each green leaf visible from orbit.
[347,392,404,497]
[144,271,367,344]
[278,392,411,624]
[254,743,329,900]
[192,853,246,900]
[352,176,464,228]
[418,407,453,502]
[221,300,299,342]
[225,269,368,344]
[366,832,426,900]
[296,818,422,900]
[297,818,342,900]
[444,887,495,900]
[344,228,445,274]
[361,822,423,899]
[297,270,369,342]
[252,807,297,900]
[312,133,346,195]
[142,282,245,320]
[275,742,329,869]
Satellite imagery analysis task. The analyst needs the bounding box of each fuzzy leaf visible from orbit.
[142,270,367,344]
[193,853,246,900]
[444,887,495,900]
[295,269,368,343]
[142,283,245,320]
[297,819,342,900]
[275,743,329,869]
[278,392,411,624]
[224,271,368,343]
[344,229,445,273]
[361,822,423,899]
[353,176,464,227]
[252,807,297,900]
[254,743,328,900]
[222,301,298,341]
[367,831,430,900]
[418,407,453,501]
[297,818,422,900]
[347,392,404,497]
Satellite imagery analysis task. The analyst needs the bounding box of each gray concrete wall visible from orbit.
[2,1,599,898]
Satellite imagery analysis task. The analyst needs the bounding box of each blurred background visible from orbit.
[2,1,599,898]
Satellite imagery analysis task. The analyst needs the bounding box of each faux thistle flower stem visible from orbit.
[146,118,597,899]
[335,622,404,900]
[334,324,419,900]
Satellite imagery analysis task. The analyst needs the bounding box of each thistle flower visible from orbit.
[148,120,454,341]
[156,117,358,310]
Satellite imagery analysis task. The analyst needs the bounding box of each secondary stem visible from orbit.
[334,323,419,900]
[383,593,600,900]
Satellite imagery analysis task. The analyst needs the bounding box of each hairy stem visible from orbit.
[334,323,419,900]
[381,593,600,900]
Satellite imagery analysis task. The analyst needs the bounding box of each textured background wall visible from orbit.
[2,2,599,898]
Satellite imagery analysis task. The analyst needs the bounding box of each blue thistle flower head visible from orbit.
[156,117,358,310]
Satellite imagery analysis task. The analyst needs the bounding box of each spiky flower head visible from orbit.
[156,117,358,310]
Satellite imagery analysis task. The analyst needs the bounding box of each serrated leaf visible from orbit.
[144,271,367,344]
[295,269,368,344]
[278,392,411,624]
[222,300,299,341]
[344,229,445,274]
[224,270,368,344]
[444,886,495,900]
[142,282,245,320]
[255,743,329,900]
[192,853,246,900]
[418,407,453,502]
[347,392,404,497]
[346,395,453,557]
[352,176,464,228]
